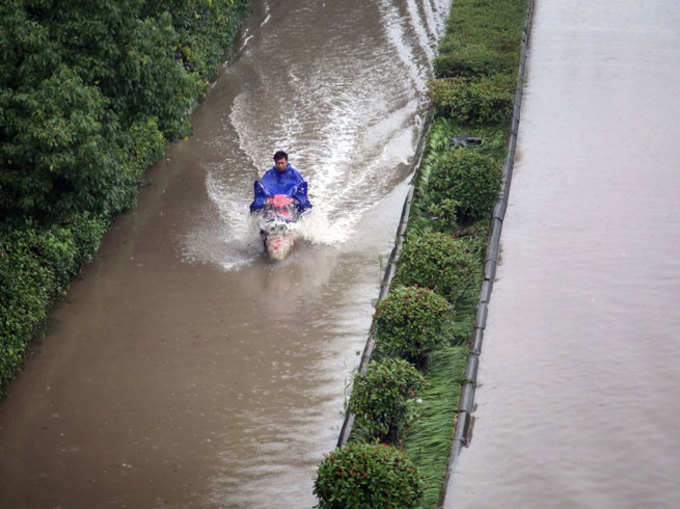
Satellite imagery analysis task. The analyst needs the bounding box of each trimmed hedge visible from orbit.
[314,442,424,509]
[375,286,450,366]
[427,76,514,126]
[424,148,502,224]
[0,215,107,388]
[394,232,479,303]
[435,0,527,79]
[434,41,517,79]
[349,358,426,442]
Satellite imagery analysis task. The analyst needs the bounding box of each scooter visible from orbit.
[256,193,300,261]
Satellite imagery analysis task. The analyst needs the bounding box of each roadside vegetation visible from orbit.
[0,0,252,394]
[314,0,529,507]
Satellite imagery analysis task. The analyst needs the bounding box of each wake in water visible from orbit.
[181,0,450,272]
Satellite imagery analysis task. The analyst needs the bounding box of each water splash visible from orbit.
[185,0,450,272]
[406,0,436,64]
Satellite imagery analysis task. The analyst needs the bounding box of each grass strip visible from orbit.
[400,345,468,509]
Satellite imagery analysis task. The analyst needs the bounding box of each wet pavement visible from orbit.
[446,1,680,508]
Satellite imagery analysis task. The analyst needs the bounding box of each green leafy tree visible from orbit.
[0,65,120,220]
[32,1,203,137]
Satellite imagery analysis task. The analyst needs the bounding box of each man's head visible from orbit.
[273,151,288,172]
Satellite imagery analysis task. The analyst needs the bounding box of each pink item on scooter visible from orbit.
[267,194,294,208]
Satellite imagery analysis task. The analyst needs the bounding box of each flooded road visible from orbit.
[447,1,680,508]
[0,1,449,507]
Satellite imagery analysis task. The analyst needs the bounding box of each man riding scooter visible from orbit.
[249,151,312,260]
[249,151,312,213]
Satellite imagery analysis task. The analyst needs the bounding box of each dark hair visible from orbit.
[273,150,288,161]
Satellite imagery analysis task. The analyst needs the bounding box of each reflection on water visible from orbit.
[446,1,680,508]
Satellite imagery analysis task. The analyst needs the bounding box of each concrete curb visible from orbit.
[438,1,535,507]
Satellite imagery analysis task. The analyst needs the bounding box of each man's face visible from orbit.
[275,158,288,172]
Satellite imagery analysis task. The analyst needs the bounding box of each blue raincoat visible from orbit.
[249,163,312,212]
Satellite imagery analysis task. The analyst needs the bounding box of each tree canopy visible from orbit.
[1,0,249,222]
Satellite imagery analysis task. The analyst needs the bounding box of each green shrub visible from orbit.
[66,213,108,267]
[314,442,423,509]
[425,149,502,224]
[428,76,513,126]
[394,232,479,304]
[113,116,167,212]
[123,117,166,177]
[350,358,426,442]
[0,213,107,391]
[375,286,450,366]
[0,227,53,389]
[411,121,508,235]
[168,0,253,80]
[434,41,517,78]
[426,196,461,231]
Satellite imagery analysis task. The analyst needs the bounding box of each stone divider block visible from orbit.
[475,302,488,330]
[470,328,484,355]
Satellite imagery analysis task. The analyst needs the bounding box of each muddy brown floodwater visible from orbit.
[0,1,450,507]
[445,1,680,508]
